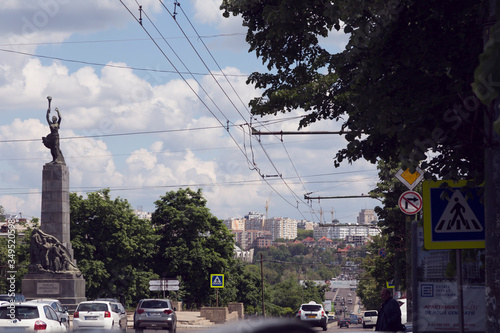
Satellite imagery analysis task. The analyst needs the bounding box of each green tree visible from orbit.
[70,189,159,304]
[270,277,305,311]
[0,217,37,294]
[218,262,262,313]
[221,0,485,180]
[151,188,235,309]
[289,242,308,256]
[296,229,313,241]
[357,234,393,309]
[369,159,409,291]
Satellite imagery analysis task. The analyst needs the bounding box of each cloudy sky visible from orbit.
[0,0,381,223]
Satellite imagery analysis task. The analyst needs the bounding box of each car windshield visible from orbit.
[0,306,39,319]
[0,296,11,302]
[77,303,108,312]
[141,301,169,308]
[301,305,322,311]
[365,311,377,316]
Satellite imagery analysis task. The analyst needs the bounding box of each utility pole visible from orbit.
[260,253,266,318]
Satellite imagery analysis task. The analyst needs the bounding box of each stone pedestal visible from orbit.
[22,163,86,311]
[41,164,72,255]
[22,273,86,312]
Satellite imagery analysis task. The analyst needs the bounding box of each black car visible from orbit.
[338,318,350,328]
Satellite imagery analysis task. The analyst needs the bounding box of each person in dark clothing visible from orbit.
[375,288,402,332]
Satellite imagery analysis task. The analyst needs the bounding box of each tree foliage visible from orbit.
[70,189,159,303]
[356,234,393,309]
[270,277,326,313]
[221,0,486,180]
[369,159,409,289]
[296,229,313,241]
[151,188,235,309]
[0,217,37,294]
[218,262,262,312]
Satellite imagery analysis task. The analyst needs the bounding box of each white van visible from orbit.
[362,310,378,329]
[398,298,407,324]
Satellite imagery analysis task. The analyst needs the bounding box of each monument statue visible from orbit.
[28,228,81,276]
[23,96,86,310]
[42,96,65,165]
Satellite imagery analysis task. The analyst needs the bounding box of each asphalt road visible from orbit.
[127,322,374,333]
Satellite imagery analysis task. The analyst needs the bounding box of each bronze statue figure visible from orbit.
[42,96,65,165]
[29,228,81,275]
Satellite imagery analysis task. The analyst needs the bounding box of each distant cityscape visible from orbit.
[1,208,381,251]
[222,208,380,250]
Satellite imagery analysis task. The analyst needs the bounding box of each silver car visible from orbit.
[133,299,177,333]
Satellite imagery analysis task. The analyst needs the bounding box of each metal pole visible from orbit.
[261,253,266,317]
[405,214,414,324]
[411,221,419,333]
[456,250,464,333]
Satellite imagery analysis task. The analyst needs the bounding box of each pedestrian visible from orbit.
[375,288,402,332]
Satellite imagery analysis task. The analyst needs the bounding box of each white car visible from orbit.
[362,310,378,329]
[296,301,328,331]
[73,301,127,331]
[398,298,407,324]
[0,301,67,332]
[30,299,70,329]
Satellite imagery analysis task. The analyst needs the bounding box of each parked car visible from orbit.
[73,300,127,331]
[362,310,378,329]
[30,299,69,329]
[0,294,26,305]
[0,301,67,332]
[398,298,408,325]
[134,299,177,333]
[338,318,350,328]
[295,301,328,331]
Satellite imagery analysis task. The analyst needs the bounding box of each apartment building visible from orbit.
[313,223,380,241]
[264,217,297,240]
[357,209,377,225]
[224,212,299,248]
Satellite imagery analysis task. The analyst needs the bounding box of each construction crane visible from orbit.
[303,208,335,224]
[265,192,273,220]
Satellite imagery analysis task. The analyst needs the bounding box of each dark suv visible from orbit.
[134,299,177,333]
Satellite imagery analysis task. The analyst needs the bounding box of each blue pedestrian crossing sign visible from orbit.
[423,180,485,249]
[210,274,224,288]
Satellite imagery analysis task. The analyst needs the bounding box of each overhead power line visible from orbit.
[160,2,318,218]
[0,34,246,47]
[118,1,308,219]
[0,48,247,77]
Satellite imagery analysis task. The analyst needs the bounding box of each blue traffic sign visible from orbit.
[210,274,224,288]
[423,180,485,249]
